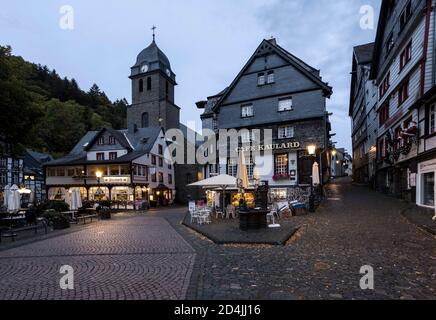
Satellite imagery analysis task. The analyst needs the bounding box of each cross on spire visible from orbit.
[151,25,156,42]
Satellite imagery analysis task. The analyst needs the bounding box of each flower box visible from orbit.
[272,174,290,181]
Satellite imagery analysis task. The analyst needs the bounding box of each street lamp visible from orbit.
[95,170,103,203]
[307,145,317,156]
[306,145,317,212]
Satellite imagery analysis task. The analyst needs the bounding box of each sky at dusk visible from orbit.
[1,0,381,152]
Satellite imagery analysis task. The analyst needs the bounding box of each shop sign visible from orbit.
[236,142,301,152]
[103,176,130,184]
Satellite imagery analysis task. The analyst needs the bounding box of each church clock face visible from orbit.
[166,68,171,77]
[140,64,148,73]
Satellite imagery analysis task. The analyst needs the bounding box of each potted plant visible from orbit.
[42,210,70,230]
[99,207,111,220]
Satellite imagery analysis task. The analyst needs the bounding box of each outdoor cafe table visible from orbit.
[61,210,78,220]
[0,212,27,237]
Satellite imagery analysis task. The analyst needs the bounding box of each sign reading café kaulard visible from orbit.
[236,142,301,152]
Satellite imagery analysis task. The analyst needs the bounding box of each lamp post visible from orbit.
[307,144,317,212]
[96,170,102,204]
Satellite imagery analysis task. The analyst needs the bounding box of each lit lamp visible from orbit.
[95,170,103,202]
[307,145,317,156]
[331,149,337,157]
[306,144,317,212]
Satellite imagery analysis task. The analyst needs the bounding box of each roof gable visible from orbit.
[84,128,133,152]
[212,39,332,112]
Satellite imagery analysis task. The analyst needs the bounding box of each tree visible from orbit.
[0,45,129,157]
[0,46,44,155]
[37,99,86,155]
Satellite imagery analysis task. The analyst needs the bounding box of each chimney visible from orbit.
[268,37,277,45]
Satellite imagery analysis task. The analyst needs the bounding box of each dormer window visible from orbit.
[96,152,105,161]
[257,73,265,86]
[267,71,275,84]
[109,136,116,145]
[98,136,105,145]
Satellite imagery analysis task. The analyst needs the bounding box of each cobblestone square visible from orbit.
[0,179,434,300]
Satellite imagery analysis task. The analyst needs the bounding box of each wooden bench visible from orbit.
[75,214,98,225]
[0,218,48,242]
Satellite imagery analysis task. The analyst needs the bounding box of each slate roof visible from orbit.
[23,149,53,178]
[212,38,332,112]
[132,40,171,69]
[354,43,374,65]
[45,127,162,167]
[84,127,133,152]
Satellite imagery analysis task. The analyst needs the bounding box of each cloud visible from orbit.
[254,0,379,152]
[1,0,380,152]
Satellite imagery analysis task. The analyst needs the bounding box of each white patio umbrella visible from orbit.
[188,174,237,212]
[70,188,82,210]
[8,185,21,212]
[3,185,10,207]
[236,152,249,191]
[312,162,320,186]
[213,192,221,208]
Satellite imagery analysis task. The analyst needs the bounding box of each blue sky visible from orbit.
[1,0,380,152]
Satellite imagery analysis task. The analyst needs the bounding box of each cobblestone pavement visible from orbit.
[0,178,434,300]
[0,216,195,300]
[158,178,436,300]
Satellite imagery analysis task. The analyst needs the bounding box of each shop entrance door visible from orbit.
[299,156,314,185]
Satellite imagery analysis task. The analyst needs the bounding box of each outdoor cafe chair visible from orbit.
[215,208,224,219]
[189,210,200,224]
[226,205,236,219]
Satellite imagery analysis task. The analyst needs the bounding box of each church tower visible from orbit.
[127,32,180,132]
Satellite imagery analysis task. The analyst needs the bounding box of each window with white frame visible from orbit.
[278,97,292,112]
[0,172,6,185]
[241,131,252,143]
[430,104,436,134]
[241,104,254,118]
[227,159,238,177]
[274,154,288,175]
[267,71,275,84]
[278,126,294,139]
[257,73,265,86]
[246,157,254,179]
[422,172,435,206]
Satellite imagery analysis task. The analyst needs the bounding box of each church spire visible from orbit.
[151,25,156,42]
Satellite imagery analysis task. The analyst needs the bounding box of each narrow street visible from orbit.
[165,177,435,300]
[0,178,434,300]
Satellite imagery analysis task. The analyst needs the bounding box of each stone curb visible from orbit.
[181,213,300,246]
[400,207,436,236]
